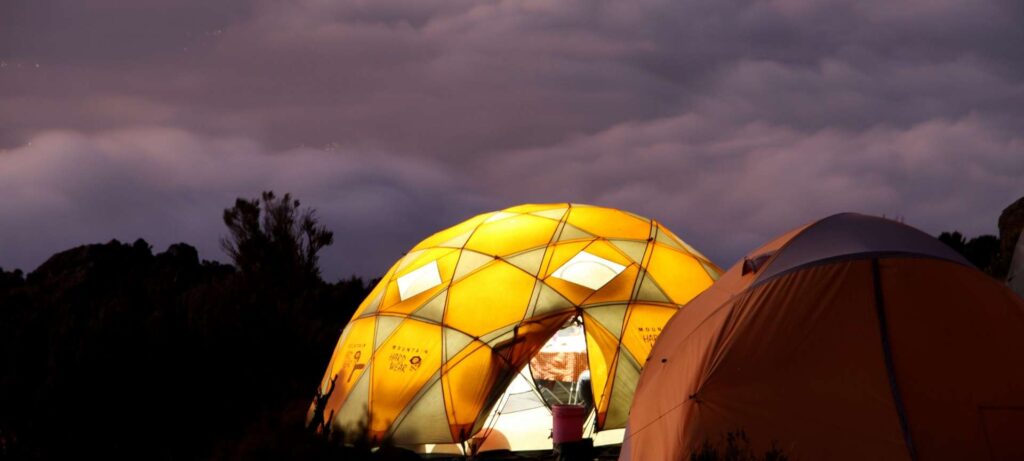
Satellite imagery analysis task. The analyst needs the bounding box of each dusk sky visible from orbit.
[2,0,1023,280]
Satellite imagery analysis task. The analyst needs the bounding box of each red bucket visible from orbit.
[551,404,586,444]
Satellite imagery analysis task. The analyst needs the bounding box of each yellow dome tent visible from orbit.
[308,203,720,446]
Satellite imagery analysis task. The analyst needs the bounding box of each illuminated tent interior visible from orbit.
[422,325,624,456]
[623,213,1024,461]
[307,203,720,451]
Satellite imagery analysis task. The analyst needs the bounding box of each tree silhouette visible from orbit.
[938,231,1001,275]
[222,191,334,279]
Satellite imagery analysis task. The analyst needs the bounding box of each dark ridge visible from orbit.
[0,196,374,459]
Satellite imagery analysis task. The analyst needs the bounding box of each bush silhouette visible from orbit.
[690,431,788,461]
[938,231,1002,275]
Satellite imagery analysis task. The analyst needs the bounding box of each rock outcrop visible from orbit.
[997,196,1024,278]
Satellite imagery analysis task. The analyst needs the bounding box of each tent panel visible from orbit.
[465,214,559,257]
[654,226,687,252]
[504,247,547,277]
[530,207,570,221]
[395,248,454,277]
[646,244,714,304]
[390,378,454,444]
[369,320,443,436]
[373,315,404,351]
[543,275,596,305]
[484,211,518,224]
[700,260,721,281]
[583,304,628,338]
[410,289,447,324]
[620,303,677,365]
[452,249,494,282]
[381,285,446,315]
[328,317,376,399]
[584,317,621,428]
[582,264,640,306]
[528,281,576,318]
[438,230,474,249]
[605,347,641,428]
[446,261,533,337]
[567,207,651,240]
[443,327,475,361]
[654,223,713,264]
[443,343,507,441]
[551,250,626,290]
[609,239,650,265]
[540,240,592,278]
[579,239,633,268]
[557,223,595,242]
[332,366,372,439]
[633,270,673,304]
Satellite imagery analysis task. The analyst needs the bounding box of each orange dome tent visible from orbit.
[309,203,720,446]
[623,213,1024,461]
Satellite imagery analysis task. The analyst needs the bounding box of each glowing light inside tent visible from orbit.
[397,260,442,301]
[551,251,625,290]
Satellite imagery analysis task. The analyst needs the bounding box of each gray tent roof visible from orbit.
[755,213,970,284]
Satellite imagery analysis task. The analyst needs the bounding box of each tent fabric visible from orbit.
[310,203,721,445]
[623,213,1024,461]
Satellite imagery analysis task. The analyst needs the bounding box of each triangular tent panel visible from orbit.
[309,203,721,445]
[623,213,1024,461]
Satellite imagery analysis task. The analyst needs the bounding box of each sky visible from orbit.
[1,0,1023,280]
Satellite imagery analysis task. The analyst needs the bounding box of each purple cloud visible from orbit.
[1,0,1022,278]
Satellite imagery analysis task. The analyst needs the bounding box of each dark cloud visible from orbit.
[1,0,1022,278]
[0,128,490,278]
[478,113,1024,263]
[0,0,254,62]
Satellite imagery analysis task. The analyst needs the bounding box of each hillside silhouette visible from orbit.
[0,192,371,459]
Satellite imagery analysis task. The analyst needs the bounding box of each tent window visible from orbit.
[551,251,626,290]
[397,260,442,301]
[742,252,774,275]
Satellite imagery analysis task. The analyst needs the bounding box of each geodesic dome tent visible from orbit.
[623,213,1024,461]
[308,203,720,446]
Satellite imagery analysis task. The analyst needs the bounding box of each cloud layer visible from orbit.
[0,128,487,277]
[2,0,1022,278]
